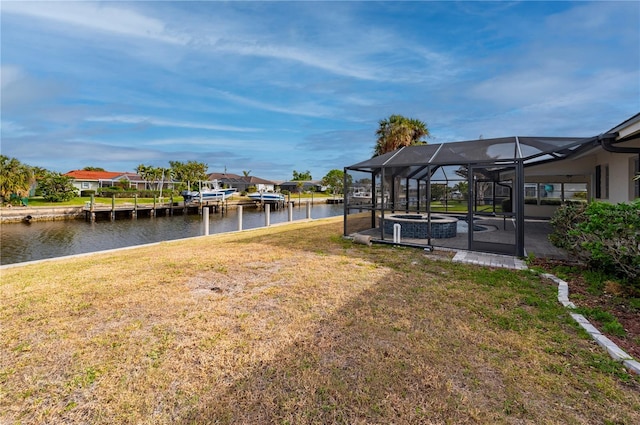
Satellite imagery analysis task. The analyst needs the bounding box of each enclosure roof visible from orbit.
[346,135,607,173]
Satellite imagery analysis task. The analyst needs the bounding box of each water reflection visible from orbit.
[1,204,343,265]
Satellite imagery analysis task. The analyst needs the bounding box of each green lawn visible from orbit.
[1,217,638,424]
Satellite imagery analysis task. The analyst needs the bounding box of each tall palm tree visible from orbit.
[136,164,163,190]
[0,156,34,200]
[373,115,429,157]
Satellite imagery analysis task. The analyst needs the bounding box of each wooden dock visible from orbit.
[83,199,227,221]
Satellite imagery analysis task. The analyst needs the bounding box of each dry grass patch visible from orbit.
[1,217,639,424]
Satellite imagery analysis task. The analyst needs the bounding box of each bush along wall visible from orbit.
[549,199,640,292]
[97,190,178,198]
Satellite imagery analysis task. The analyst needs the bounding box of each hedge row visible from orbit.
[549,200,640,291]
[80,189,180,198]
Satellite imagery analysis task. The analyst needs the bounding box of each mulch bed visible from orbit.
[532,259,640,360]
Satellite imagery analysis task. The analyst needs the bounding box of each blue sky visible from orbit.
[1,1,638,181]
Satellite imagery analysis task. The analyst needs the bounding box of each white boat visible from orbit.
[182,180,237,203]
[350,187,372,204]
[349,187,389,205]
[247,191,285,203]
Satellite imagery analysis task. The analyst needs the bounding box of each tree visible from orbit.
[453,181,469,200]
[321,169,351,197]
[373,114,429,157]
[0,156,34,202]
[169,161,208,190]
[242,170,251,177]
[83,166,105,171]
[136,164,166,191]
[430,183,447,201]
[38,171,76,202]
[292,170,312,181]
[454,166,490,203]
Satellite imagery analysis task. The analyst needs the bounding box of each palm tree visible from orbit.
[0,156,34,202]
[373,115,429,157]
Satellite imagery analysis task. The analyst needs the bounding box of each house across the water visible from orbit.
[64,170,173,194]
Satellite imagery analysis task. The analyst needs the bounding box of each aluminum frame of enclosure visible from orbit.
[344,134,617,257]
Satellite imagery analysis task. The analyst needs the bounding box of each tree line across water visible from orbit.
[1,114,431,205]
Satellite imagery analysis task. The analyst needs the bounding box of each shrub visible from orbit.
[80,190,96,197]
[549,200,640,290]
[501,198,512,212]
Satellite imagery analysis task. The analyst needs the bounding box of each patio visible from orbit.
[354,215,570,260]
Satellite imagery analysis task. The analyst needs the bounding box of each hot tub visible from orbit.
[382,214,458,239]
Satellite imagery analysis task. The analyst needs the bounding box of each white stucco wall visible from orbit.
[594,150,637,203]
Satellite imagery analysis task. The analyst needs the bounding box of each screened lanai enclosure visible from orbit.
[343,135,611,257]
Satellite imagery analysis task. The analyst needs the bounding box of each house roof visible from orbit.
[208,173,276,185]
[64,170,123,180]
[607,112,640,142]
[346,135,599,179]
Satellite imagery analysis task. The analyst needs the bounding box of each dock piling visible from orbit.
[132,195,138,219]
[265,204,271,227]
[203,207,210,235]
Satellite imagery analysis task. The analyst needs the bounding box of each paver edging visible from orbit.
[539,273,638,375]
[447,253,638,375]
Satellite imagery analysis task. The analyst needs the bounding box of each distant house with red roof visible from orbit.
[64,170,151,194]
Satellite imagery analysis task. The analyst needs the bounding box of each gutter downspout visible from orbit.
[600,133,640,154]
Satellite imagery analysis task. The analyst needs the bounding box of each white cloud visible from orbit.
[0,65,23,89]
[210,39,382,81]
[1,1,188,45]
[85,115,262,133]
[1,120,35,137]
[207,89,337,118]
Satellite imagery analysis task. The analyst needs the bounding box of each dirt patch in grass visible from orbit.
[2,217,639,424]
[532,258,640,360]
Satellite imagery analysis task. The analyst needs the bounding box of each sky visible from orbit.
[1,1,639,181]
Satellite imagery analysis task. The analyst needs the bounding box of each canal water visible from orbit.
[0,203,344,265]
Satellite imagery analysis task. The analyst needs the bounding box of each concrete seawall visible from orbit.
[0,207,85,223]
[0,198,339,224]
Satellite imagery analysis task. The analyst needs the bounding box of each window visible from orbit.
[605,165,609,199]
[634,157,639,199]
[524,182,586,205]
[564,183,587,203]
[81,182,90,189]
[595,165,608,199]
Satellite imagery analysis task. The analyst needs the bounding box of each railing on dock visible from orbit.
[84,194,188,221]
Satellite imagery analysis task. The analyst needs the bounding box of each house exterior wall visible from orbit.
[526,138,640,205]
[593,149,639,203]
[71,180,101,193]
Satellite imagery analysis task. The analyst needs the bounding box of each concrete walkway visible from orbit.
[452,250,527,270]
